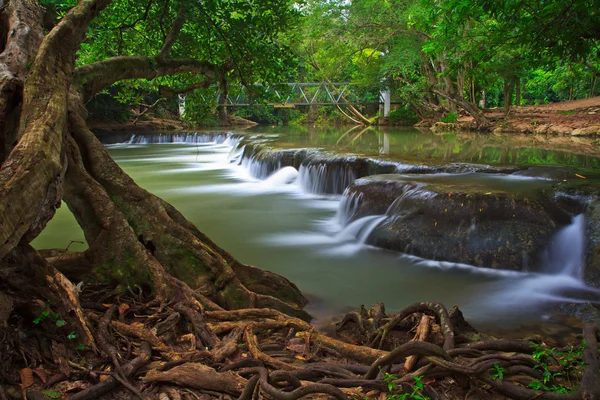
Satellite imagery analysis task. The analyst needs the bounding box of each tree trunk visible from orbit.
[515,78,521,106]
[503,78,515,114]
[433,89,491,129]
[218,74,229,125]
[0,0,312,356]
[439,57,458,113]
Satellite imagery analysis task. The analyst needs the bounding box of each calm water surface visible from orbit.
[33,126,600,330]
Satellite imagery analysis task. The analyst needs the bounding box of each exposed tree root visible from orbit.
[1,297,598,400]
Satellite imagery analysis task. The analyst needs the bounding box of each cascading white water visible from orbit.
[263,167,299,186]
[543,214,586,278]
[335,215,385,243]
[240,156,281,179]
[127,132,231,145]
[297,163,355,194]
[334,189,363,226]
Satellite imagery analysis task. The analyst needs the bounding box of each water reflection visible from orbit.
[244,125,600,171]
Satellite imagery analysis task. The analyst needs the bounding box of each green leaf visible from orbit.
[67,331,77,340]
[56,319,66,327]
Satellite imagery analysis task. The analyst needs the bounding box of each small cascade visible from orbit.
[335,215,386,244]
[227,143,246,164]
[241,156,282,180]
[263,167,299,186]
[542,214,586,278]
[335,189,363,227]
[126,132,231,145]
[297,163,356,194]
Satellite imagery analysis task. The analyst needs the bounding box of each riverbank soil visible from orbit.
[459,96,600,135]
[1,291,599,400]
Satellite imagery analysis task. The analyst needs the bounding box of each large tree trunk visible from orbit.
[503,77,515,114]
[0,0,311,350]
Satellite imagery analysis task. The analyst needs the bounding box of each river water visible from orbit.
[33,126,600,331]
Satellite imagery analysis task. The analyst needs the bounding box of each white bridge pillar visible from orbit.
[380,90,391,117]
[178,94,186,117]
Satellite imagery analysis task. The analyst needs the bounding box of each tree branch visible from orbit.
[74,56,220,102]
[584,60,600,79]
[157,2,185,59]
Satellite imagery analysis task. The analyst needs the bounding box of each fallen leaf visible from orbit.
[575,173,587,179]
[20,368,34,388]
[294,355,307,361]
[102,303,113,308]
[33,367,49,384]
[118,303,130,315]
[65,381,90,393]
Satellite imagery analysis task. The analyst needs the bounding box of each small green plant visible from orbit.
[440,112,459,123]
[490,364,504,380]
[382,373,430,400]
[33,309,62,326]
[528,342,586,393]
[43,391,61,400]
[557,110,575,115]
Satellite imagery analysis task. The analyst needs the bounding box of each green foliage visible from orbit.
[382,373,430,400]
[86,92,133,123]
[441,113,459,123]
[388,107,420,126]
[43,391,62,400]
[528,342,586,394]
[490,364,504,380]
[33,309,60,325]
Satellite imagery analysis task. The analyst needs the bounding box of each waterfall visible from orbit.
[335,215,386,244]
[543,214,586,278]
[125,132,231,145]
[241,156,281,180]
[263,167,299,186]
[335,189,363,226]
[297,163,356,194]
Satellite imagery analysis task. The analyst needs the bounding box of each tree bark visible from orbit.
[218,73,229,124]
[503,77,515,114]
[0,0,44,162]
[0,0,111,259]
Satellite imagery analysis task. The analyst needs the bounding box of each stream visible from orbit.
[33,126,600,332]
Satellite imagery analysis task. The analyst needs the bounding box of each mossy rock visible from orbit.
[346,174,569,271]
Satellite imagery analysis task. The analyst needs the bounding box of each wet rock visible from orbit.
[584,199,600,288]
[559,302,600,324]
[345,174,568,271]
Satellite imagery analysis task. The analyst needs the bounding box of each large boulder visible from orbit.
[584,199,600,288]
[345,174,570,271]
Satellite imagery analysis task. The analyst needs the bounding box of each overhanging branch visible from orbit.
[74,57,221,102]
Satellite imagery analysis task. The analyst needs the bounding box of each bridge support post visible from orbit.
[380,90,391,117]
